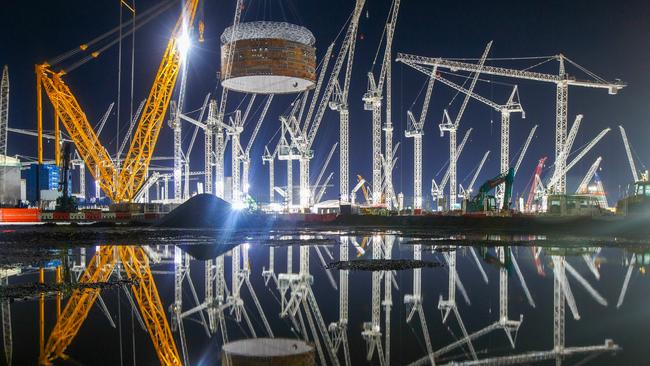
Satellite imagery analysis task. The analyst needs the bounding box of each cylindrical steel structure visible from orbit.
[221,338,315,366]
[221,21,316,94]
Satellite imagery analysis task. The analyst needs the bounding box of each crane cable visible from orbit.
[58,0,177,74]
[48,0,174,66]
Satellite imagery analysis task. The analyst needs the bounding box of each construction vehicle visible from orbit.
[55,143,77,212]
[464,168,514,213]
[616,171,650,216]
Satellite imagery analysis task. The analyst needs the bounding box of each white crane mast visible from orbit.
[396,52,625,193]
[281,1,363,210]
[0,66,9,159]
[434,127,473,207]
[619,125,639,182]
[466,150,490,196]
[514,125,538,175]
[205,100,217,194]
[382,0,400,209]
[312,143,338,199]
[362,0,400,207]
[440,42,490,210]
[406,66,436,210]
[242,95,274,195]
[576,156,602,194]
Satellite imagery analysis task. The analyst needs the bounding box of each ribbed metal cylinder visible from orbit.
[221,338,315,366]
[220,21,316,94]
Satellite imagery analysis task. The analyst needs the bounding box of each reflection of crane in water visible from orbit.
[437,247,477,360]
[278,239,341,366]
[362,235,387,365]
[438,250,618,365]
[329,235,351,366]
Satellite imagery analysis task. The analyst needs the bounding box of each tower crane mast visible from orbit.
[619,125,639,182]
[0,66,8,159]
[364,0,400,206]
[396,52,625,194]
[405,67,436,210]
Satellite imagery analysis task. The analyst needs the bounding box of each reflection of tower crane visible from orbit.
[362,236,386,366]
[397,51,625,194]
[278,243,341,366]
[329,236,351,366]
[616,252,637,309]
[404,244,435,366]
[438,248,476,360]
[382,236,395,366]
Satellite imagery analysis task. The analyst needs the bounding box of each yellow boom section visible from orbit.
[38,0,198,202]
[119,246,181,365]
[37,66,119,200]
[117,0,199,201]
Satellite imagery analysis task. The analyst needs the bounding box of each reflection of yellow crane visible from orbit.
[38,1,199,365]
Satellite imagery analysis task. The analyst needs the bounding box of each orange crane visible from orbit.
[36,0,197,202]
[38,1,199,365]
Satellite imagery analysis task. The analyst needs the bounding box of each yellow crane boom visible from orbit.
[38,1,200,365]
[37,0,198,202]
[37,66,119,198]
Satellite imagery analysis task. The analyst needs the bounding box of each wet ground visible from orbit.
[0,225,648,365]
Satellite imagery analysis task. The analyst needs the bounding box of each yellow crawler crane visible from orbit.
[38,0,199,365]
[36,0,198,202]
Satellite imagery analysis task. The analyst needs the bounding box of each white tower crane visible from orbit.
[619,125,639,182]
[204,100,217,195]
[438,42,491,210]
[396,52,625,194]
[1,66,10,205]
[241,95,274,196]
[406,67,436,210]
[363,0,401,206]
[432,128,473,209]
[0,66,9,160]
[280,0,365,210]
[546,127,611,191]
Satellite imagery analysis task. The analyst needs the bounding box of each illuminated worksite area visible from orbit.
[0,0,648,365]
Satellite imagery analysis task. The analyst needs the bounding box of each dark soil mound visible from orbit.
[155,194,257,229]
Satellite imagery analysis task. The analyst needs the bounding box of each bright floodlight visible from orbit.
[232,201,246,211]
[177,31,191,58]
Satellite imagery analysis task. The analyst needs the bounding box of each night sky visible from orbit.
[1,0,649,205]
